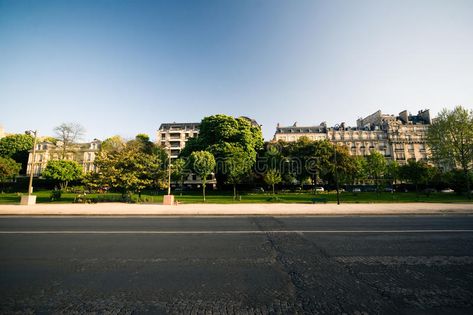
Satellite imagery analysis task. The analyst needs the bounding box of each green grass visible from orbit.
[0,190,471,205]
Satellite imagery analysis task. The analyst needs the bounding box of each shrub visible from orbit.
[50,190,62,201]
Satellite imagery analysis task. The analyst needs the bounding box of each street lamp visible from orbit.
[167,146,172,195]
[163,146,175,205]
[332,125,340,205]
[21,130,38,205]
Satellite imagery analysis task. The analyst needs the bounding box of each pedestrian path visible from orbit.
[0,202,472,216]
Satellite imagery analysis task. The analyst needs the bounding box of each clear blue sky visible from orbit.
[1,0,472,141]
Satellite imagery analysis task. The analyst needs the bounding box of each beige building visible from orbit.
[26,140,101,176]
[274,109,431,164]
[156,122,217,188]
[157,122,200,159]
[274,122,328,142]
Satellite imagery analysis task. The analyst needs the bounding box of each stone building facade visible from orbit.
[157,122,200,160]
[156,122,216,188]
[274,109,431,164]
[26,140,101,176]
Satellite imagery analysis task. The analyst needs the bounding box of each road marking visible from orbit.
[0,229,473,234]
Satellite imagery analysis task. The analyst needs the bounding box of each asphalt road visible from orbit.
[1,215,473,314]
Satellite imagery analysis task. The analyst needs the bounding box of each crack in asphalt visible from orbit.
[253,216,400,314]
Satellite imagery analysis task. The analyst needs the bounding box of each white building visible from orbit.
[273,109,431,164]
[157,122,200,159]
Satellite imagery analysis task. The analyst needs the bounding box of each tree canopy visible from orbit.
[180,115,263,187]
[0,133,34,174]
[189,151,216,201]
[42,160,83,190]
[427,106,473,196]
[0,156,21,190]
[89,135,167,196]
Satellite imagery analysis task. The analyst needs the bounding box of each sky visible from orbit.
[1,0,472,141]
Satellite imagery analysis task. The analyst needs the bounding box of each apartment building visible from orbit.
[274,122,328,142]
[156,122,216,188]
[157,122,200,159]
[274,109,431,164]
[26,140,101,176]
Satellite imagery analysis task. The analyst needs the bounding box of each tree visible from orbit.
[295,138,332,193]
[264,169,282,195]
[399,160,434,194]
[171,158,187,193]
[53,123,86,159]
[386,160,400,188]
[365,150,387,192]
[0,156,21,191]
[189,151,216,201]
[223,145,253,199]
[92,137,167,198]
[180,115,263,187]
[351,156,368,185]
[427,106,473,197]
[100,135,126,153]
[42,160,83,190]
[0,133,34,174]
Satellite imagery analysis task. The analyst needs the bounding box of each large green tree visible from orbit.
[427,106,473,197]
[273,138,332,190]
[189,151,216,201]
[0,133,34,174]
[365,150,387,191]
[181,115,263,187]
[0,156,21,191]
[222,144,253,199]
[42,160,83,190]
[399,160,434,194]
[91,135,167,197]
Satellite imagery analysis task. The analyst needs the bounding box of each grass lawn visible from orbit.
[0,190,471,204]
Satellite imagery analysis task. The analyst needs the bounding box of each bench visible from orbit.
[311,197,327,204]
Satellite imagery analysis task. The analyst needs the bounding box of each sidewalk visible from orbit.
[0,203,472,216]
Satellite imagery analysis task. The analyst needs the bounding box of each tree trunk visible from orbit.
[312,173,317,195]
[202,180,206,202]
[233,184,236,200]
[464,167,471,199]
[272,184,275,195]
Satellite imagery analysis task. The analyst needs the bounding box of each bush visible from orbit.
[50,190,62,201]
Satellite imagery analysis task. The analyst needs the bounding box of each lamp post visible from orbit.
[21,130,37,205]
[167,147,172,195]
[163,146,175,205]
[332,125,340,205]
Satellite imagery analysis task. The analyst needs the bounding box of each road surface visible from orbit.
[1,215,473,314]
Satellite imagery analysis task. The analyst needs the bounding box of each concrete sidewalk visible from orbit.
[0,202,472,216]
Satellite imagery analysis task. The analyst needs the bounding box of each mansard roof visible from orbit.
[158,122,201,131]
[276,125,327,134]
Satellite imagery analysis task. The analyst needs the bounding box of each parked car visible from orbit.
[384,187,395,192]
[440,188,454,193]
[352,188,361,193]
[315,187,324,192]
